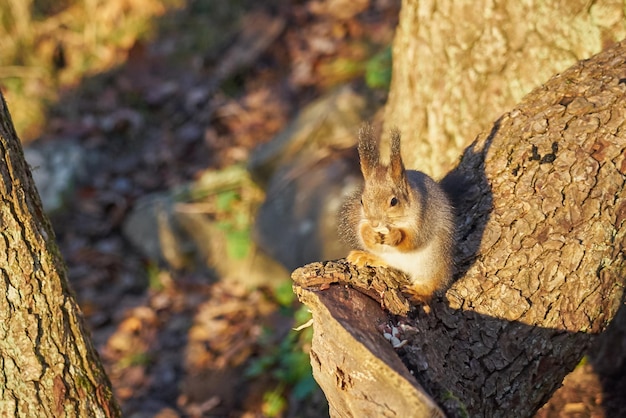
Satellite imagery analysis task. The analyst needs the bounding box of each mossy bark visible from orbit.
[0,93,120,417]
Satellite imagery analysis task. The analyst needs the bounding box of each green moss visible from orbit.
[365,46,392,90]
[246,304,316,413]
[442,389,469,418]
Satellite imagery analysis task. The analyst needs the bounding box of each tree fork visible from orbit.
[293,40,626,417]
[0,93,121,417]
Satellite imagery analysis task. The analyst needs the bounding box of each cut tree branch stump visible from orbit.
[292,260,412,316]
[293,285,444,418]
[292,40,626,417]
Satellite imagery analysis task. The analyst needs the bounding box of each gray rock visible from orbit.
[122,192,193,271]
[254,152,362,270]
[24,140,87,213]
[175,208,288,287]
[251,85,381,270]
[122,167,289,287]
[248,85,370,186]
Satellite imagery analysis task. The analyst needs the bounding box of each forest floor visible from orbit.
[6,0,625,416]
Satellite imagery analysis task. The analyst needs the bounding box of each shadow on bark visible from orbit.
[589,302,626,416]
[441,116,499,283]
[298,285,598,417]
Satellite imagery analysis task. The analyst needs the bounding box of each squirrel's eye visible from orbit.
[360,197,363,206]
[390,196,398,207]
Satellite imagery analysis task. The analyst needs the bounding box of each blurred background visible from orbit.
[2,0,626,417]
[0,0,397,416]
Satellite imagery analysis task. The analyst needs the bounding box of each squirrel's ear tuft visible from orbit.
[389,127,405,180]
[357,123,379,178]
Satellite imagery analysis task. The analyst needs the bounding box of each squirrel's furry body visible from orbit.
[338,126,455,303]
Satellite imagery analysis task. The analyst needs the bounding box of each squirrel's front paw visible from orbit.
[360,224,403,247]
[346,250,388,268]
[382,227,403,246]
[402,282,437,305]
[360,224,384,246]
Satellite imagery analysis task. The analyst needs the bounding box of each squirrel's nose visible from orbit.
[370,220,380,228]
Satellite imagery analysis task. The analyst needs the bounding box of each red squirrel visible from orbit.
[338,125,455,304]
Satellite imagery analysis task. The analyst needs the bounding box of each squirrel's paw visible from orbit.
[402,282,437,306]
[346,250,388,269]
[360,224,402,247]
[382,227,403,246]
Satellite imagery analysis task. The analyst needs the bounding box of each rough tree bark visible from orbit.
[0,93,120,417]
[384,0,626,178]
[293,40,626,417]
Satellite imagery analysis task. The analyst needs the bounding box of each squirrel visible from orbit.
[338,124,455,304]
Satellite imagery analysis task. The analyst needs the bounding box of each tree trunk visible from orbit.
[0,93,120,417]
[293,39,626,417]
[385,0,626,178]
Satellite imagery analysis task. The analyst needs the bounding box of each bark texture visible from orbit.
[294,40,626,417]
[0,93,120,417]
[385,0,626,178]
[295,285,445,418]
